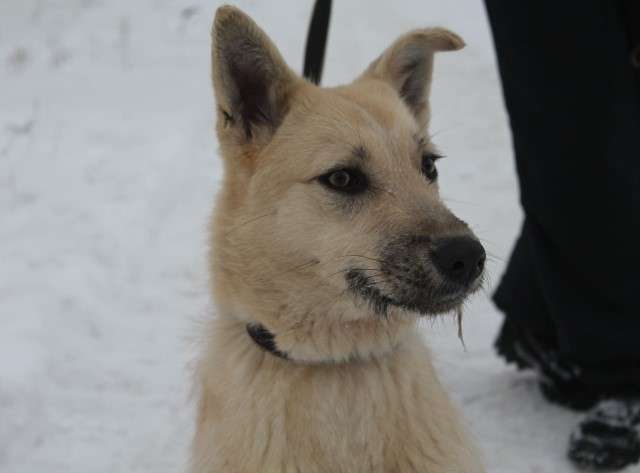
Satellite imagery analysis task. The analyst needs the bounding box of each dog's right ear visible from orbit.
[211,6,299,149]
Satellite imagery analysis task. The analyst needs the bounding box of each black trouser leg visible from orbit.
[484,0,640,387]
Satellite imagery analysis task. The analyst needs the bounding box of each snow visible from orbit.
[1,1,636,472]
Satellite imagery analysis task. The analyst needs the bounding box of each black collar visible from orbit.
[246,323,290,360]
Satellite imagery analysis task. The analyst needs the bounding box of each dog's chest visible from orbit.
[207,350,481,473]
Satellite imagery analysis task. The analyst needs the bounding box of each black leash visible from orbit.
[303,0,332,84]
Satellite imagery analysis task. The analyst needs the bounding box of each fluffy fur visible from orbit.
[190,5,485,472]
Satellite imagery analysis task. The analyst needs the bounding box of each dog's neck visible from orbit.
[232,310,418,365]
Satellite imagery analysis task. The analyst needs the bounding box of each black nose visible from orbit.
[431,237,486,284]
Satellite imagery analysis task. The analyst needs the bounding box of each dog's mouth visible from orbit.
[345,268,482,317]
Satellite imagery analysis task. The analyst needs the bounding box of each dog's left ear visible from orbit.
[359,28,464,129]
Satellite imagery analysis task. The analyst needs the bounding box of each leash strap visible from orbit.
[303,0,332,84]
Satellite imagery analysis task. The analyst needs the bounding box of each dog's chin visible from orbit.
[345,269,482,317]
[404,292,466,316]
[410,277,484,315]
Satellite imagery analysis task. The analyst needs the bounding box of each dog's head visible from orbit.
[209,6,484,362]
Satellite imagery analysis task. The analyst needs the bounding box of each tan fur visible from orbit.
[191,6,485,472]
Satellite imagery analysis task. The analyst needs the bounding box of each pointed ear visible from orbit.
[359,28,464,128]
[211,6,299,147]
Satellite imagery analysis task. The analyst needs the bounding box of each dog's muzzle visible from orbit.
[347,235,485,316]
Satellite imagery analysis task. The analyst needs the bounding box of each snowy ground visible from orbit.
[1,1,636,472]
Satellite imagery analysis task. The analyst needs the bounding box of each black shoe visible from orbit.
[495,319,601,411]
[569,398,640,471]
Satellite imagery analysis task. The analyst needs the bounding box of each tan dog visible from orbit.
[191,5,486,472]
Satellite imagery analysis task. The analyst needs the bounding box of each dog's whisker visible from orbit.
[440,196,481,207]
[340,254,385,264]
[253,259,322,285]
[485,251,504,262]
[481,272,495,293]
[274,259,321,277]
[474,235,503,251]
[223,211,275,237]
[428,128,453,141]
[326,267,381,278]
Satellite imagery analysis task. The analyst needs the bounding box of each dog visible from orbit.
[190,5,486,472]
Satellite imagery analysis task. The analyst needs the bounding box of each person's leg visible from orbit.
[484,0,640,469]
[484,0,640,389]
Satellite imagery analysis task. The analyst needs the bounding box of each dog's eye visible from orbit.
[421,152,442,182]
[319,168,368,195]
[329,170,351,188]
